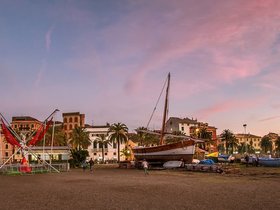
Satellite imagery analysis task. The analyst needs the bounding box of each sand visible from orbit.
[0,165,279,210]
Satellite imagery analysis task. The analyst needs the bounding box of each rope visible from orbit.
[146,75,169,129]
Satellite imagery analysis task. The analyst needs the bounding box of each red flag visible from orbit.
[28,118,53,146]
[0,118,21,148]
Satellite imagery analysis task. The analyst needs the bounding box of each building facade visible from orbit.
[166,117,198,135]
[234,134,262,151]
[85,125,126,162]
[0,126,14,164]
[11,116,42,132]
[62,112,85,138]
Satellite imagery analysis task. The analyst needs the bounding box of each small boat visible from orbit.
[259,158,280,167]
[132,73,202,164]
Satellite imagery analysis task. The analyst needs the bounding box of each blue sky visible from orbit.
[1,0,280,136]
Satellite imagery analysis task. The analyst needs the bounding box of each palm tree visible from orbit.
[238,142,246,154]
[94,134,111,163]
[261,136,272,154]
[69,127,91,150]
[197,127,212,151]
[44,125,67,146]
[220,129,235,154]
[108,123,128,163]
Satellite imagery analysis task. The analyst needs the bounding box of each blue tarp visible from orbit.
[199,159,215,165]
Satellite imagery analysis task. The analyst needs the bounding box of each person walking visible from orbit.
[82,160,87,172]
[89,158,94,172]
[142,159,149,175]
[245,154,249,167]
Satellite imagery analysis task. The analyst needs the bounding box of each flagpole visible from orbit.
[42,121,46,162]
[50,117,56,165]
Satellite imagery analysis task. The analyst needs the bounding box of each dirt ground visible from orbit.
[0,165,279,210]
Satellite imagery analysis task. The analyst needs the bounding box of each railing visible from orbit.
[0,163,70,175]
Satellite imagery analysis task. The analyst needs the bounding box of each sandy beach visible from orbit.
[0,165,279,210]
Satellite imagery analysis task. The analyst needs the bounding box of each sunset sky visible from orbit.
[1,0,280,136]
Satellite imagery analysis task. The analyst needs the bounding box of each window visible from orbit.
[14,125,17,129]
[181,127,184,131]
[104,143,108,149]
[69,124,73,130]
[113,152,116,155]
[31,124,34,128]
[69,117,73,123]
[5,152,8,157]
[94,153,97,155]
[105,153,107,156]
[113,143,117,149]
[64,125,67,130]
[64,118,67,123]
[5,144,8,149]
[75,124,78,128]
[75,117,78,123]
[93,142,97,149]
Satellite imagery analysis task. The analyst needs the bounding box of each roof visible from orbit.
[12,116,39,122]
[167,117,198,124]
[62,112,83,116]
[235,134,261,138]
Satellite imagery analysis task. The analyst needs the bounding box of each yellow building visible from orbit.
[0,125,15,163]
[235,134,262,150]
[11,116,42,132]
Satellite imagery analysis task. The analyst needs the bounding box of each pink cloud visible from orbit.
[116,0,280,93]
[259,115,280,122]
[195,97,265,119]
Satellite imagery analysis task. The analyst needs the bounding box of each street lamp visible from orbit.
[243,124,247,153]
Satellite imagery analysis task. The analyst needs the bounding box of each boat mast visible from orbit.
[159,73,170,145]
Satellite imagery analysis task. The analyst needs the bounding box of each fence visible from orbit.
[0,163,69,175]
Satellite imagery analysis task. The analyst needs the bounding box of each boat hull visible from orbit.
[259,158,280,167]
[132,140,195,163]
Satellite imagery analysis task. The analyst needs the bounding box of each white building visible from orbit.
[165,117,198,135]
[85,125,126,162]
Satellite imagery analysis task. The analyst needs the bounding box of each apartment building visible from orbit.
[85,125,126,162]
[234,133,262,150]
[62,112,85,138]
[165,117,198,135]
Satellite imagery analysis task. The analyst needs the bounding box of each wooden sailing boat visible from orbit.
[132,73,199,164]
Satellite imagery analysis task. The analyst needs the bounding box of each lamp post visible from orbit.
[243,124,247,153]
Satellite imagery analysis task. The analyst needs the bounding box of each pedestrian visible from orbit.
[256,155,259,167]
[82,160,87,172]
[245,154,249,167]
[142,159,149,175]
[89,158,94,172]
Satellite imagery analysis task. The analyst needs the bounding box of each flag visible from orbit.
[0,118,21,148]
[28,117,53,146]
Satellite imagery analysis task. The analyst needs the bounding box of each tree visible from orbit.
[275,137,280,156]
[42,125,67,146]
[120,147,132,160]
[238,142,246,154]
[108,123,128,162]
[69,127,91,150]
[94,134,111,163]
[261,136,272,154]
[165,131,186,144]
[197,127,212,151]
[220,129,236,154]
[69,149,89,168]
[129,129,159,146]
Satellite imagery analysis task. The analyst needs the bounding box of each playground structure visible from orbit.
[0,109,68,174]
